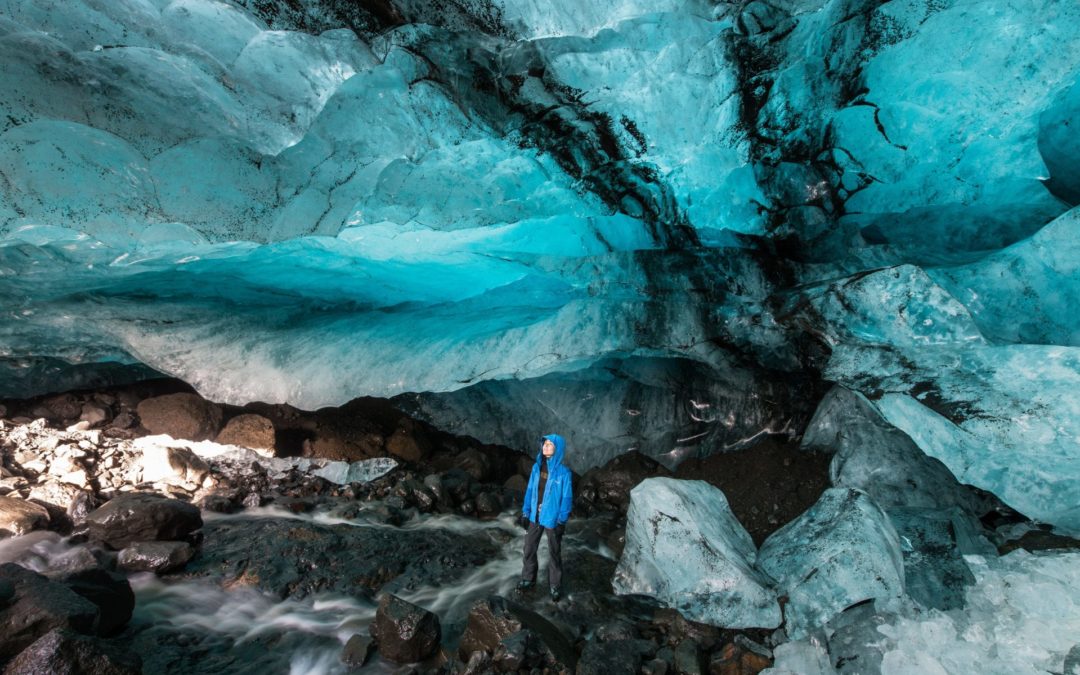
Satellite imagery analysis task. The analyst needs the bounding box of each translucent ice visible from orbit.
[612,477,781,629]
[758,488,905,639]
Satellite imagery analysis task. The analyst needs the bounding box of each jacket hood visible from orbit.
[537,433,566,467]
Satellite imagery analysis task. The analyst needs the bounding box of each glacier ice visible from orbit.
[758,488,905,639]
[766,551,1080,675]
[612,477,781,629]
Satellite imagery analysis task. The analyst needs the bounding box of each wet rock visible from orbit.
[2,627,141,675]
[85,493,202,550]
[577,638,643,674]
[642,658,669,675]
[57,568,134,636]
[0,563,99,660]
[369,594,441,663]
[459,596,575,670]
[492,630,529,671]
[709,640,772,675]
[0,497,50,537]
[139,445,211,486]
[79,403,112,428]
[216,414,276,454]
[186,516,500,598]
[341,633,374,668]
[474,491,501,518]
[117,541,195,574]
[0,579,14,607]
[580,452,671,511]
[136,393,223,442]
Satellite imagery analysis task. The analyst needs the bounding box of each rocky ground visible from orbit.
[5,378,1063,674]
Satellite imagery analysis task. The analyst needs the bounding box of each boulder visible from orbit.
[2,628,141,675]
[136,393,222,441]
[139,445,211,486]
[341,634,374,668]
[369,594,441,663]
[458,596,575,669]
[580,451,671,511]
[0,563,99,660]
[577,638,644,675]
[57,568,135,636]
[385,420,429,462]
[79,402,112,428]
[453,448,491,482]
[117,541,195,574]
[215,414,276,453]
[757,488,905,639]
[85,493,202,550]
[0,497,50,537]
[612,478,781,629]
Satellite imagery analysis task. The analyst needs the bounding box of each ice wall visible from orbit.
[2,0,1080,507]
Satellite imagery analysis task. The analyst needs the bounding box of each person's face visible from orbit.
[542,439,555,457]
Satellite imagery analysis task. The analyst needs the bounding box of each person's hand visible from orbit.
[519,515,530,530]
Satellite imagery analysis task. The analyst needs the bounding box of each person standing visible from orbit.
[517,433,573,601]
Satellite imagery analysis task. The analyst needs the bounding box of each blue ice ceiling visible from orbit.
[2,0,1080,529]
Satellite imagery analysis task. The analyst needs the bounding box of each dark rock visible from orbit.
[474,492,501,518]
[369,594,441,663]
[66,491,98,526]
[441,469,473,503]
[0,497,50,537]
[454,448,491,482]
[36,394,82,422]
[57,568,134,636]
[0,563,99,660]
[108,411,135,430]
[503,475,527,494]
[459,596,575,669]
[341,633,374,668]
[198,494,239,514]
[117,541,195,574]
[492,630,529,671]
[135,393,223,442]
[652,609,722,650]
[2,628,141,675]
[216,414,276,453]
[579,452,670,511]
[577,638,643,674]
[0,579,14,607]
[708,641,773,675]
[594,620,638,642]
[674,638,702,675]
[85,493,202,550]
[185,517,500,599]
[386,420,429,462]
[642,658,669,675]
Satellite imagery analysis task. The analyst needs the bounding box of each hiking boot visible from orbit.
[549,586,561,602]
[516,579,534,592]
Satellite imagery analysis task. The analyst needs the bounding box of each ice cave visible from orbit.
[1,0,1079,673]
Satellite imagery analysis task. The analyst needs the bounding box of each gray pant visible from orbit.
[520,521,564,589]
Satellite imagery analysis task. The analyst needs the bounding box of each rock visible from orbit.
[38,394,82,422]
[474,492,501,518]
[386,422,429,462]
[0,497,50,537]
[577,638,643,675]
[454,448,491,482]
[117,541,195,574]
[458,596,575,670]
[0,579,14,607]
[674,638,703,675]
[85,493,202,550]
[139,445,211,486]
[27,482,83,513]
[503,474,527,494]
[341,634,375,668]
[136,393,223,442]
[708,641,772,675]
[57,568,135,636]
[492,630,529,672]
[369,594,441,663]
[109,411,135,430]
[216,414,276,453]
[79,403,112,428]
[0,563,99,660]
[580,451,671,511]
[185,517,499,598]
[757,488,904,639]
[2,628,141,675]
[612,478,781,629]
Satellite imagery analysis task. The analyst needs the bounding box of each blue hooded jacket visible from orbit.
[522,434,573,529]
